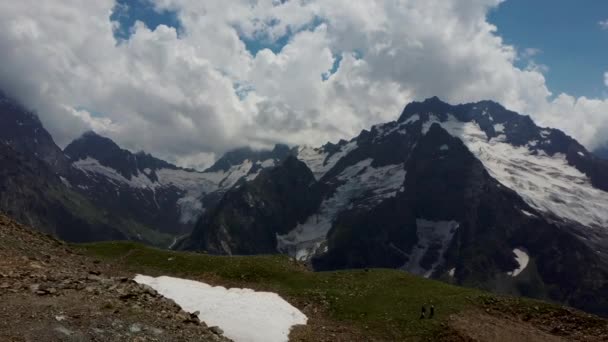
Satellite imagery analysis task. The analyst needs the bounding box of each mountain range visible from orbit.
[1,91,607,315]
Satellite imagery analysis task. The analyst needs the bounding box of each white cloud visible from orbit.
[0,0,607,169]
[599,19,608,30]
[521,47,541,58]
[604,72,608,87]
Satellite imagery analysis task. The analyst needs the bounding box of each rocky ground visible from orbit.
[0,213,230,342]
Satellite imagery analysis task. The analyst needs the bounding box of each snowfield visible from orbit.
[402,219,460,278]
[297,140,358,180]
[426,115,608,229]
[134,275,307,342]
[72,156,278,223]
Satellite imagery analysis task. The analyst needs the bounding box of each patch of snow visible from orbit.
[155,168,220,223]
[540,130,551,138]
[448,268,455,277]
[278,159,406,260]
[507,248,529,277]
[494,123,505,133]
[74,158,156,189]
[143,168,152,175]
[439,144,449,151]
[259,159,275,168]
[527,140,538,147]
[435,116,608,228]
[402,220,459,278]
[577,151,585,157]
[402,114,420,125]
[296,146,328,180]
[134,275,307,342]
[422,114,441,134]
[297,140,358,180]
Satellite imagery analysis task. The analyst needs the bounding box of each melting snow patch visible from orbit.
[439,144,449,151]
[134,275,307,342]
[448,268,455,277]
[507,248,529,277]
[577,151,585,157]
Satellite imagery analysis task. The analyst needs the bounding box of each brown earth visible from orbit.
[0,213,230,342]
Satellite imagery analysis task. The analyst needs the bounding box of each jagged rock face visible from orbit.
[64,132,192,239]
[595,146,608,160]
[65,131,178,181]
[181,156,322,255]
[0,92,69,173]
[205,144,294,173]
[0,144,125,242]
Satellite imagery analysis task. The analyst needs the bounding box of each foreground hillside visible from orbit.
[79,241,608,341]
[0,214,228,341]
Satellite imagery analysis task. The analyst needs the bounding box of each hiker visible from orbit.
[420,305,426,319]
[429,304,435,319]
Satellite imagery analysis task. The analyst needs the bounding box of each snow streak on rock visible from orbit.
[277,158,406,261]
[402,219,459,278]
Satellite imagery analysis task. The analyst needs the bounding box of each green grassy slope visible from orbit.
[77,241,598,340]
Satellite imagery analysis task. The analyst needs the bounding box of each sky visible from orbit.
[0,0,607,170]
[489,0,608,98]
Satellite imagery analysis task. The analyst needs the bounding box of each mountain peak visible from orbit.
[399,96,452,122]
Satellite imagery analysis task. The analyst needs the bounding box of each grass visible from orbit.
[78,241,488,340]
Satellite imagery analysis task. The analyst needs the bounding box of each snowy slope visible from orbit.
[134,275,307,342]
[296,140,358,180]
[427,115,608,229]
[72,155,281,224]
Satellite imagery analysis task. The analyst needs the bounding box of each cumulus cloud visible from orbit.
[0,0,607,169]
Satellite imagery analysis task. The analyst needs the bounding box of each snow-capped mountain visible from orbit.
[63,131,294,243]
[0,91,290,246]
[0,91,69,173]
[2,88,607,314]
[184,97,608,315]
[0,93,128,241]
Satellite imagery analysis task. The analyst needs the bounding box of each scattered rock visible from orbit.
[209,326,224,335]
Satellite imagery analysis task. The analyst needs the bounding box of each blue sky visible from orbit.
[489,0,608,98]
[111,0,182,41]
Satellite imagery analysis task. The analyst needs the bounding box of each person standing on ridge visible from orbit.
[429,304,435,319]
[420,305,426,319]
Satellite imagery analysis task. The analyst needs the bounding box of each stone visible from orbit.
[209,326,224,335]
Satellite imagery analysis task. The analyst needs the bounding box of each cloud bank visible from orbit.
[0,0,607,168]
